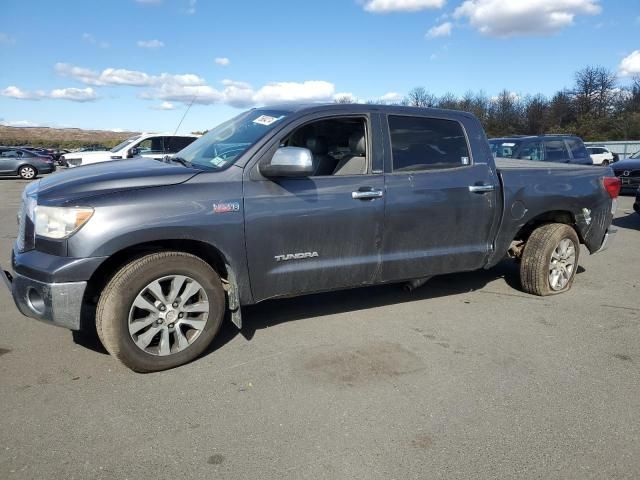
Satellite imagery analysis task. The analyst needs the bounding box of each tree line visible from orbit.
[336,66,640,141]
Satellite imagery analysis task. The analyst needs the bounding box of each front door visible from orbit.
[380,114,499,282]
[243,114,385,302]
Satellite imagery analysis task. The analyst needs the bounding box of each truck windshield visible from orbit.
[110,136,140,153]
[489,140,520,158]
[176,109,289,170]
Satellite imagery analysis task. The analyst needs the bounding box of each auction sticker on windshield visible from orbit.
[253,115,281,126]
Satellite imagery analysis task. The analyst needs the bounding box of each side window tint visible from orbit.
[566,138,588,158]
[517,142,544,161]
[544,140,569,161]
[389,116,470,172]
[165,136,197,153]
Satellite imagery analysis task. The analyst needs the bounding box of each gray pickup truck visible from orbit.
[1,104,621,372]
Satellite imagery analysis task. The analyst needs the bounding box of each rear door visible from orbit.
[380,114,499,282]
[544,139,571,163]
[243,113,386,302]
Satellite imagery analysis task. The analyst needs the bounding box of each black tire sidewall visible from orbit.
[101,255,225,372]
[540,226,580,295]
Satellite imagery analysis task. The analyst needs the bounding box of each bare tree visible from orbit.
[573,66,617,119]
[405,87,435,108]
[334,95,355,104]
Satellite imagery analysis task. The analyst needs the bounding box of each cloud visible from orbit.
[49,87,97,102]
[82,33,110,48]
[143,79,335,107]
[55,63,206,87]
[378,92,403,103]
[334,92,359,103]
[0,32,16,45]
[426,21,452,38]
[186,0,196,14]
[215,57,230,66]
[362,0,445,12]
[151,101,177,110]
[454,0,601,37]
[1,120,42,127]
[619,50,640,77]
[1,86,45,100]
[137,39,164,48]
[52,62,336,108]
[1,85,97,102]
[253,81,335,104]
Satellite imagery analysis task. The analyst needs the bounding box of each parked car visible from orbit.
[611,150,640,193]
[60,134,199,168]
[1,104,619,372]
[489,135,593,165]
[0,147,56,179]
[587,146,615,165]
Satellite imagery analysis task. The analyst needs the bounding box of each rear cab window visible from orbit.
[389,115,471,172]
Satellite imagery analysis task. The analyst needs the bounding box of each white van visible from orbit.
[61,133,199,167]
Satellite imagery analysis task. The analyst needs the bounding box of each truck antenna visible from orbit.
[173,96,196,136]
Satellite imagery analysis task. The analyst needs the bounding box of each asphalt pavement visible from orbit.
[0,175,638,479]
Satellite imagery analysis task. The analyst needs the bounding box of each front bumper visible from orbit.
[1,266,86,330]
[594,227,617,254]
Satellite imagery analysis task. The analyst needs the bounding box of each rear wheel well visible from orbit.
[509,211,580,259]
[80,240,230,329]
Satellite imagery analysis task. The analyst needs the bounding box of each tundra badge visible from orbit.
[275,252,319,262]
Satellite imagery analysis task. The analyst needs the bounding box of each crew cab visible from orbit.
[60,133,198,167]
[1,105,620,372]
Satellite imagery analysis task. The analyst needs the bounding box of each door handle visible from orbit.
[468,184,495,193]
[352,189,384,200]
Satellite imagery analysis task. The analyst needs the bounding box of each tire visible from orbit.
[520,223,580,296]
[18,165,37,180]
[96,251,226,372]
[602,160,609,166]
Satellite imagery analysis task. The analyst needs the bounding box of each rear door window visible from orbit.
[566,138,589,160]
[517,141,544,161]
[544,140,569,162]
[389,115,470,172]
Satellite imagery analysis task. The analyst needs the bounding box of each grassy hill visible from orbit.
[0,125,140,149]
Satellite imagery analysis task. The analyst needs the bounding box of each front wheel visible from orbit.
[96,252,226,372]
[520,224,580,296]
[602,160,610,166]
[18,165,37,179]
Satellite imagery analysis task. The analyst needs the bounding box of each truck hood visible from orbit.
[612,158,640,170]
[36,158,200,205]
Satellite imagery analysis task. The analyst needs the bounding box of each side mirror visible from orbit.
[260,147,315,178]
[127,147,139,158]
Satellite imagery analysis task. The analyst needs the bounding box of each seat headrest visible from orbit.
[306,136,328,155]
[349,132,366,155]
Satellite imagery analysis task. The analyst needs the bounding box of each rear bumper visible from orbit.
[1,266,85,330]
[594,227,617,254]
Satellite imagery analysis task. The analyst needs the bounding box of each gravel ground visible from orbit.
[0,175,638,480]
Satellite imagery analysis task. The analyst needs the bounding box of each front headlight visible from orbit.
[35,206,94,239]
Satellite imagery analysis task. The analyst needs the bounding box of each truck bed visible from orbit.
[488,158,613,267]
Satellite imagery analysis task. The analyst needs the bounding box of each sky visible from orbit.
[0,0,639,134]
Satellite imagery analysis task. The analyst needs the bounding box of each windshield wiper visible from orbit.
[163,155,192,167]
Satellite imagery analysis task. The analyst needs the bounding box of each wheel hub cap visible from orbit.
[128,275,210,356]
[548,238,576,291]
